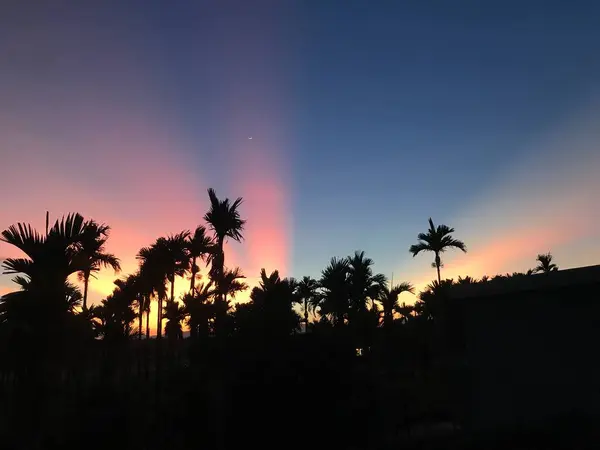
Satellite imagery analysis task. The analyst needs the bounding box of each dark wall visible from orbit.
[457,282,600,432]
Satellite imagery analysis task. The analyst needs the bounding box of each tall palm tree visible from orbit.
[1,213,90,336]
[203,188,245,294]
[137,244,169,339]
[163,232,191,303]
[296,276,319,332]
[137,232,189,339]
[77,220,121,310]
[409,218,467,283]
[186,225,214,294]
[315,257,351,328]
[533,252,558,273]
[378,282,414,328]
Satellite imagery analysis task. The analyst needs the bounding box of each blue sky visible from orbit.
[1,1,600,303]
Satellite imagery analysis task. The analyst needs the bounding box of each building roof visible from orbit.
[449,264,600,300]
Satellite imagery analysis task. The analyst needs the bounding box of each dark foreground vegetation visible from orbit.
[1,188,597,449]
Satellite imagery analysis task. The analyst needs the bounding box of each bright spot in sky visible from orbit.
[248,137,253,139]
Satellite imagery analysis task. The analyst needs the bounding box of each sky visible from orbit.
[1,0,600,319]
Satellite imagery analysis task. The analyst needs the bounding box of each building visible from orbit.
[448,265,600,434]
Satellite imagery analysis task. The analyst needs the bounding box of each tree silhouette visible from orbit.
[409,218,466,283]
[396,301,415,324]
[315,257,351,327]
[186,225,214,295]
[77,220,121,310]
[182,281,214,339]
[135,233,189,339]
[163,300,186,340]
[136,244,168,339]
[94,276,138,341]
[534,252,558,273]
[378,282,414,328]
[457,275,477,285]
[0,214,91,338]
[415,279,455,321]
[204,188,245,291]
[347,251,387,316]
[296,276,319,332]
[245,269,300,338]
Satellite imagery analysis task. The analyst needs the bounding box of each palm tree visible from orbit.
[1,214,90,336]
[77,220,121,310]
[187,225,214,294]
[347,250,387,318]
[203,188,245,295]
[457,275,477,285]
[409,218,467,283]
[94,292,136,342]
[396,301,415,324]
[182,281,214,339]
[217,267,248,304]
[533,252,558,273]
[296,276,319,332]
[315,257,351,327]
[213,267,247,336]
[416,279,455,321]
[378,282,414,328]
[163,232,191,303]
[163,300,186,340]
[137,244,169,339]
[245,269,300,337]
[136,232,189,339]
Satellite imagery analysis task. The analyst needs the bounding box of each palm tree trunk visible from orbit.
[83,273,90,310]
[171,274,176,303]
[138,307,143,340]
[157,297,162,340]
[435,253,441,283]
[190,256,197,294]
[384,308,393,329]
[146,307,150,339]
[304,300,309,333]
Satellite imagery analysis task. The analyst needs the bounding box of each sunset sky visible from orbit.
[1,1,600,315]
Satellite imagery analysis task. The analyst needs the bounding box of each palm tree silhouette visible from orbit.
[217,267,248,304]
[77,220,121,310]
[296,276,319,332]
[396,301,415,324]
[247,269,300,337]
[347,251,387,321]
[186,225,214,294]
[163,232,191,303]
[533,252,558,273]
[204,188,245,295]
[409,218,467,283]
[315,257,351,327]
[1,214,90,336]
[417,279,455,321]
[182,281,214,339]
[163,300,186,340]
[136,243,169,339]
[212,267,247,336]
[378,282,414,328]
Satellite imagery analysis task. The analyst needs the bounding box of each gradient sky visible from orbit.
[1,1,600,311]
